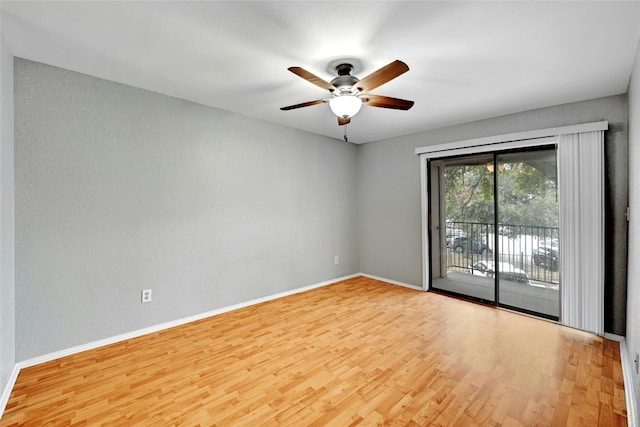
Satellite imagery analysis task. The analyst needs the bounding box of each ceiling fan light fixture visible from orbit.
[281,60,413,127]
[329,95,362,118]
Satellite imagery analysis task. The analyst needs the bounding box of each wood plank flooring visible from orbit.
[1,276,627,426]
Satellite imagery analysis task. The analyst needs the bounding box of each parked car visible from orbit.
[468,261,531,285]
[451,236,491,254]
[533,246,559,271]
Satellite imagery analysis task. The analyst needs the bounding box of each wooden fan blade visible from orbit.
[288,67,336,92]
[362,94,414,110]
[280,99,326,111]
[338,116,351,126]
[355,60,409,93]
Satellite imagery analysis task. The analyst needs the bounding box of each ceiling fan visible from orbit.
[280,60,414,126]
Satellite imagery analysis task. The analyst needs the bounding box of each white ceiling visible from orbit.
[2,1,640,144]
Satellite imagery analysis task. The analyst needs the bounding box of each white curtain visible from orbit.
[558,130,605,335]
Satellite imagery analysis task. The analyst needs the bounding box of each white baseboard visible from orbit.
[0,364,20,419]
[620,338,638,427]
[605,332,625,342]
[359,273,424,291]
[0,273,360,421]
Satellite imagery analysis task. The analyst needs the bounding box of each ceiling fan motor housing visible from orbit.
[331,63,359,94]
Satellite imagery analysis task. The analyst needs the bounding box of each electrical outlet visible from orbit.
[141,289,152,303]
[334,256,340,265]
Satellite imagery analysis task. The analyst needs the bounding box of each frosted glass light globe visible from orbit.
[329,95,363,118]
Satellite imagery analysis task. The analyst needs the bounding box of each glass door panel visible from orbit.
[431,154,496,302]
[496,149,559,318]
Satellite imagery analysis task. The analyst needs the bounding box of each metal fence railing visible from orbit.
[445,221,559,285]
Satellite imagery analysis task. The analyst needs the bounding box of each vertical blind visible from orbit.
[558,130,605,335]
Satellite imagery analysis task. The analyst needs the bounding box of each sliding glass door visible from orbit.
[430,147,559,320]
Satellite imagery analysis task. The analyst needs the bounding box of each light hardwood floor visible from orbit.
[1,276,627,426]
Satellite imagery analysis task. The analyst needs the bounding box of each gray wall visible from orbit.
[8,55,633,366]
[0,36,15,392]
[626,37,640,411]
[14,58,359,361]
[358,95,628,335]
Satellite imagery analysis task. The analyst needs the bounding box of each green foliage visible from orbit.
[443,160,558,227]
[443,165,494,224]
